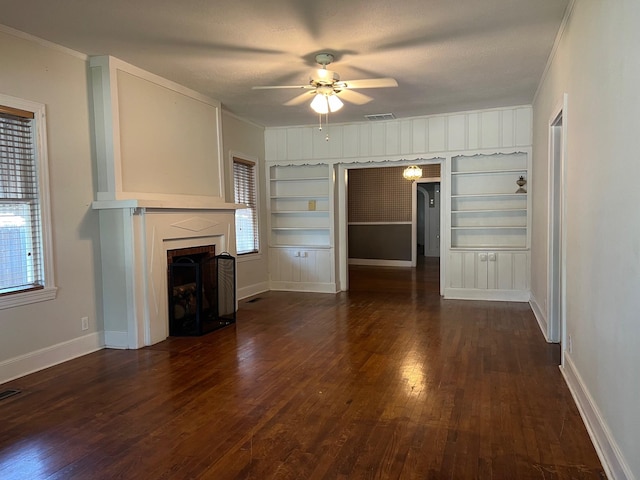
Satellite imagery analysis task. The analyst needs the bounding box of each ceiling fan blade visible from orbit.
[252,85,313,90]
[338,78,398,89]
[283,91,315,106]
[336,89,373,105]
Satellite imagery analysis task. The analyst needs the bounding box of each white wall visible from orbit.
[531,1,640,478]
[221,111,269,299]
[0,28,103,381]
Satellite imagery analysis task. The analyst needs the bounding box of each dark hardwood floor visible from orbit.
[0,259,605,479]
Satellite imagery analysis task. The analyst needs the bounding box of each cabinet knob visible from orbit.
[479,253,488,261]
[488,253,496,261]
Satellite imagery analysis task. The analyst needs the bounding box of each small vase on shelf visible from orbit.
[516,176,527,194]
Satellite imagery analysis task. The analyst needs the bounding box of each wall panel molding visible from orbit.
[265,106,532,163]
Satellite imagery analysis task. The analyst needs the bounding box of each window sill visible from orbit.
[0,286,58,310]
[236,252,263,263]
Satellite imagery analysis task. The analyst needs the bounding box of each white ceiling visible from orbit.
[0,0,568,127]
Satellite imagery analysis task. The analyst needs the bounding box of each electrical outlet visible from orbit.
[81,316,89,331]
[567,334,573,354]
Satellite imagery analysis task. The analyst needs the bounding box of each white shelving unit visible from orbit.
[450,153,528,249]
[268,164,336,293]
[446,152,530,301]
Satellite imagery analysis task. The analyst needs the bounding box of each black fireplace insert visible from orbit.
[167,246,236,336]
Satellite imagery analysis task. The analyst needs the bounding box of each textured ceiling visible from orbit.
[0,0,568,127]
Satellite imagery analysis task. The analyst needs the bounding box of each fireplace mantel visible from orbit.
[92,198,243,211]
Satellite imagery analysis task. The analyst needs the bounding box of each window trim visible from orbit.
[0,93,57,310]
[231,153,261,258]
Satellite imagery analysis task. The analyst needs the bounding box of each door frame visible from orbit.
[548,94,569,362]
[336,159,444,293]
[414,178,441,261]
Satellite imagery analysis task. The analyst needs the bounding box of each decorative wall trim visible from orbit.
[265,106,532,163]
[443,288,530,302]
[349,259,412,268]
[0,332,104,385]
[0,24,88,60]
[561,355,634,480]
[529,293,551,342]
[532,0,577,106]
[237,282,270,301]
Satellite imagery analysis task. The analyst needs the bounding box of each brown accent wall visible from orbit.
[348,166,412,222]
[348,224,412,260]
[421,164,441,178]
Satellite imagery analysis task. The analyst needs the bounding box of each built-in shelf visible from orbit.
[270,195,329,199]
[449,152,530,252]
[451,208,527,213]
[445,153,531,301]
[271,244,332,249]
[451,193,527,198]
[450,246,529,251]
[451,226,526,230]
[272,227,330,231]
[270,176,330,182]
[272,210,330,214]
[451,168,526,176]
[268,164,334,261]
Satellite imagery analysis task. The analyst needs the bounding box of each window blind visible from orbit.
[233,158,259,255]
[0,108,44,294]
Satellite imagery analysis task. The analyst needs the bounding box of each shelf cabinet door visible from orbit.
[269,247,334,291]
[447,251,528,298]
[271,248,332,282]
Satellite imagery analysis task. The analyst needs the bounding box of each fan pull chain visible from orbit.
[317,112,330,141]
[325,112,330,141]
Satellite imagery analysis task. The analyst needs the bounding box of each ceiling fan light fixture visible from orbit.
[313,69,339,83]
[327,94,343,112]
[403,165,423,181]
[310,93,329,114]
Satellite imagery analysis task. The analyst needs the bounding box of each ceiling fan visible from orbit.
[252,53,398,114]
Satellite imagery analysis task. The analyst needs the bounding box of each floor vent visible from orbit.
[0,389,21,401]
[246,297,262,303]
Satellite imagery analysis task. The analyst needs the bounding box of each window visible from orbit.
[233,157,259,255]
[0,95,56,309]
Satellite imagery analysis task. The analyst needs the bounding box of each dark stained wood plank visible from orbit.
[0,259,605,479]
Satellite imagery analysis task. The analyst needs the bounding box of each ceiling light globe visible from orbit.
[403,165,423,181]
[327,94,343,112]
[310,93,329,114]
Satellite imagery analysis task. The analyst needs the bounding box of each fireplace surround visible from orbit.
[93,202,239,349]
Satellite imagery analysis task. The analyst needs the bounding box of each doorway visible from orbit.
[336,161,444,293]
[416,180,441,258]
[549,94,568,362]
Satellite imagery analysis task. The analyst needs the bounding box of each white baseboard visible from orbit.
[443,287,530,302]
[561,354,634,480]
[104,330,129,349]
[237,282,269,300]
[529,293,551,342]
[0,332,104,385]
[349,258,412,267]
